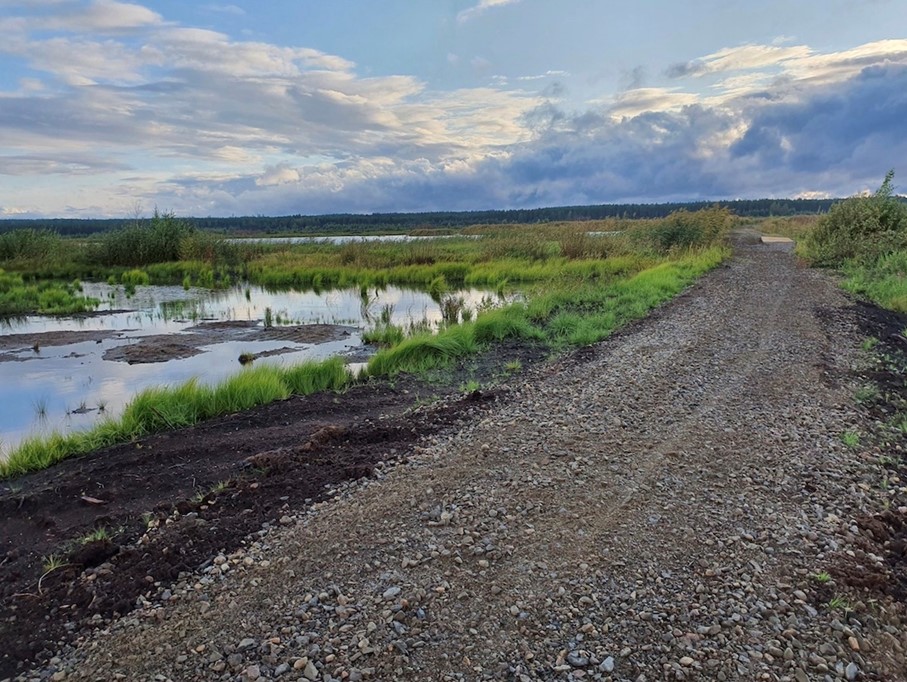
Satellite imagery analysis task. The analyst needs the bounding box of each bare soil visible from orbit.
[0,340,543,678]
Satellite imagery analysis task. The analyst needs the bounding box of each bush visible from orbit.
[94,211,195,266]
[640,207,733,252]
[0,228,63,263]
[802,171,907,267]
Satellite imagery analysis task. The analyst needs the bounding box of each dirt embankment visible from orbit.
[3,236,906,681]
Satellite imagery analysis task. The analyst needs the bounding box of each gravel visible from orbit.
[18,237,907,681]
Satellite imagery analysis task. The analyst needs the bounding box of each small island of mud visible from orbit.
[102,322,358,364]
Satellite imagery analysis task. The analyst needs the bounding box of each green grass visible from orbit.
[841,251,907,312]
[365,246,727,376]
[460,379,481,393]
[0,357,352,479]
[363,324,406,347]
[841,430,861,448]
[854,384,879,405]
[80,527,110,544]
[503,359,522,374]
[0,268,100,316]
[41,553,67,574]
[828,596,851,611]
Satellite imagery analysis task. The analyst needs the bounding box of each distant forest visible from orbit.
[0,198,872,236]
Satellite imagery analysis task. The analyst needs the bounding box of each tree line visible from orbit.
[0,197,891,236]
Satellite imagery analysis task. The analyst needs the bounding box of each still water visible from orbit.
[0,282,498,456]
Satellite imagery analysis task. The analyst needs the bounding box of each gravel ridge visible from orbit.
[21,238,907,681]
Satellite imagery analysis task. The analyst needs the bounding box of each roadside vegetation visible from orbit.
[796,170,907,312]
[1,207,732,476]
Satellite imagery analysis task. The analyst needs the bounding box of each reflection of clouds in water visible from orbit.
[0,279,496,456]
[0,329,364,456]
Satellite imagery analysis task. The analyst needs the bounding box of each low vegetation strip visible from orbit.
[0,358,350,478]
[365,246,727,376]
[0,207,730,314]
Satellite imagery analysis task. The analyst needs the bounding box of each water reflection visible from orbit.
[0,282,499,456]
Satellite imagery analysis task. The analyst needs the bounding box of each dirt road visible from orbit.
[19,236,907,680]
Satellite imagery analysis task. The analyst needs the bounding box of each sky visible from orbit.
[0,0,906,218]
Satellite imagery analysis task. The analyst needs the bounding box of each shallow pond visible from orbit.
[0,282,500,457]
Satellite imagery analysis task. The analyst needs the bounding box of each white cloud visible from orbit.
[0,1,905,217]
[517,70,570,81]
[606,88,700,118]
[256,163,300,187]
[668,43,813,78]
[41,0,163,32]
[457,0,521,24]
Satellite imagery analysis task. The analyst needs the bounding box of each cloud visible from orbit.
[35,0,163,32]
[457,0,521,24]
[256,163,301,187]
[0,152,130,175]
[1,2,906,218]
[203,3,245,16]
[666,43,812,78]
[607,87,700,118]
[517,70,570,82]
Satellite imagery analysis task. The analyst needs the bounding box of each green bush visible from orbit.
[802,170,907,267]
[635,207,732,252]
[94,211,195,266]
[0,228,63,263]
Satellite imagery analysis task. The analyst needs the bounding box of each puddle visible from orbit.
[0,282,502,456]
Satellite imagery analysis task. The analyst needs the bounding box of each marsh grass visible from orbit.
[362,324,405,347]
[0,268,100,316]
[2,209,732,477]
[365,246,727,376]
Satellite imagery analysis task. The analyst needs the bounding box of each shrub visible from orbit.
[94,210,196,266]
[0,228,63,263]
[802,170,907,267]
[637,207,733,252]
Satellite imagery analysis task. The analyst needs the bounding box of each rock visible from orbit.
[238,637,257,651]
[600,656,615,673]
[845,662,859,681]
[244,664,261,680]
[304,660,320,680]
[567,651,589,667]
[382,586,402,600]
[679,656,694,667]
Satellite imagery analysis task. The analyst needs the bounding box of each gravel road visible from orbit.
[23,236,907,681]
